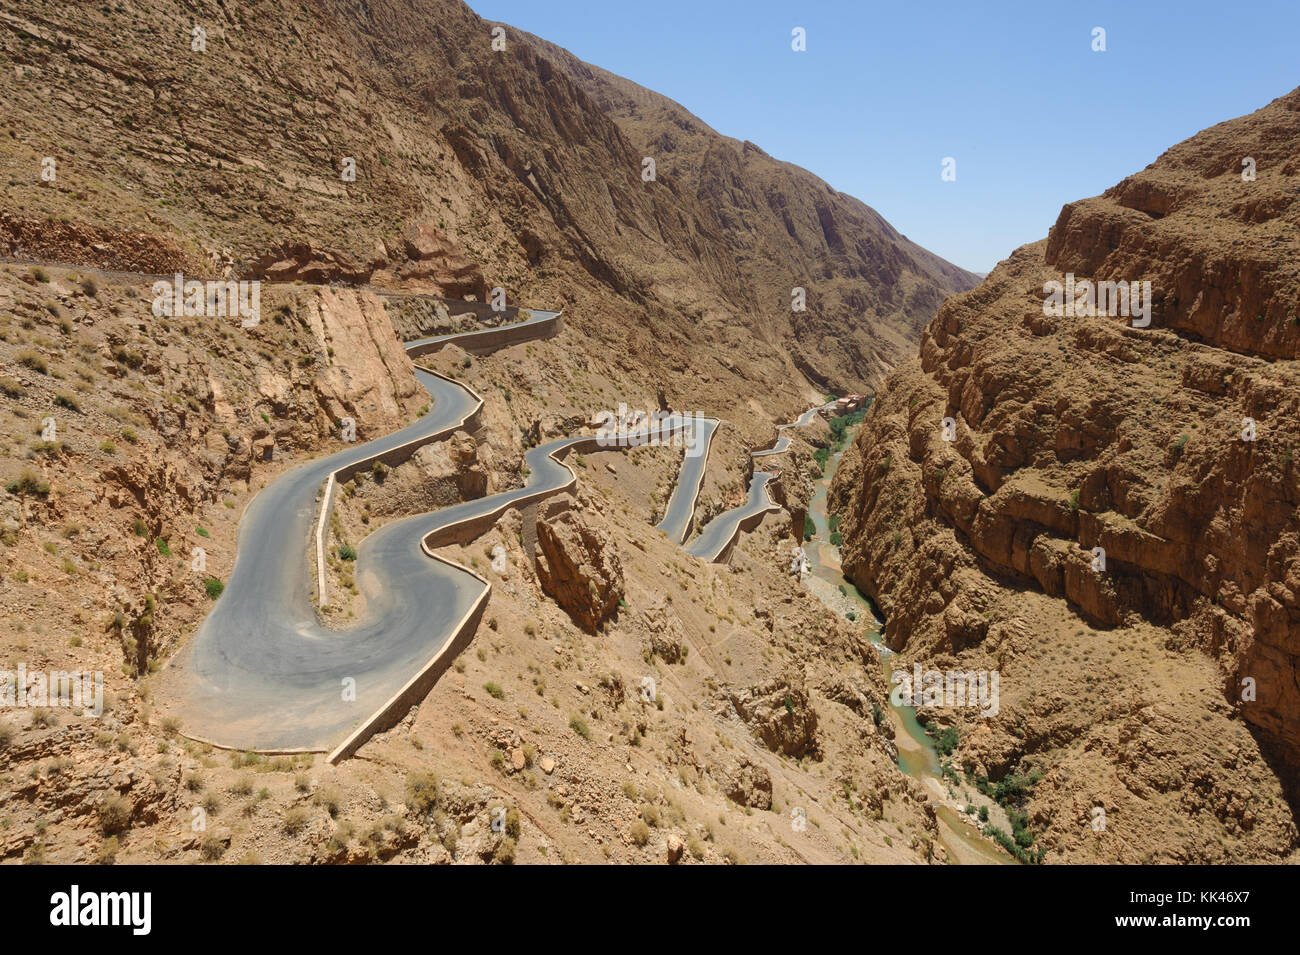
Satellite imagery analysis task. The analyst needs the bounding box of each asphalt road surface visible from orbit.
[165,313,811,752]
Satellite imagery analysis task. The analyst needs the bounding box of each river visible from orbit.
[802,432,1016,865]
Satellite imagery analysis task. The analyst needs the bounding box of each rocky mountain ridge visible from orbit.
[1,0,973,414]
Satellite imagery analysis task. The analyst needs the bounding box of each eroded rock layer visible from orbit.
[832,87,1300,863]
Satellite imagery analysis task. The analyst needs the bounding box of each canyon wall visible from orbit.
[0,0,972,426]
[831,88,1300,862]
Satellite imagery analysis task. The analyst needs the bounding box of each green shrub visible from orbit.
[110,346,144,370]
[199,835,225,861]
[16,351,47,374]
[98,794,131,834]
[405,771,439,813]
[95,836,119,865]
[828,409,867,448]
[569,714,591,740]
[6,470,49,497]
[337,543,357,561]
[493,836,516,864]
[312,787,341,817]
[936,726,959,756]
[204,578,224,600]
[282,806,309,835]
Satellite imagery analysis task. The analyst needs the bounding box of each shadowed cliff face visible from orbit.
[831,88,1300,863]
[0,0,971,415]
[523,34,979,393]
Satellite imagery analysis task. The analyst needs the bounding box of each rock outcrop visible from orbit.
[384,221,488,299]
[726,669,820,759]
[303,288,423,438]
[714,754,773,810]
[251,243,373,285]
[0,212,199,275]
[638,602,686,663]
[534,494,624,632]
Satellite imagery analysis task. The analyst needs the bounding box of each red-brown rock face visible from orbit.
[831,88,1300,862]
[534,495,624,633]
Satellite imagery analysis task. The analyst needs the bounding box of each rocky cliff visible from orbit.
[831,87,1300,863]
[520,34,978,393]
[0,0,972,419]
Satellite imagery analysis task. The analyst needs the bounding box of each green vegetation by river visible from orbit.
[804,418,1017,865]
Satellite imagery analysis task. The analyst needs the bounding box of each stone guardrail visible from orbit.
[696,477,783,564]
[324,426,689,763]
[326,550,490,764]
[312,371,487,607]
[311,310,565,605]
[405,311,563,359]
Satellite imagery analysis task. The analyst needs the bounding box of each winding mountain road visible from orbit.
[682,406,824,561]
[164,305,820,758]
[751,405,824,458]
[654,417,719,544]
[165,317,555,754]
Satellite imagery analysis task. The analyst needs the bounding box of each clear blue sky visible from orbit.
[469,0,1300,273]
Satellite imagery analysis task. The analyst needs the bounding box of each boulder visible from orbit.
[534,495,623,632]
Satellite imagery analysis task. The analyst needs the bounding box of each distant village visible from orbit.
[831,394,869,415]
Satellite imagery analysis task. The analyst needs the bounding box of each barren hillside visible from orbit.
[0,0,972,410]
[522,32,977,392]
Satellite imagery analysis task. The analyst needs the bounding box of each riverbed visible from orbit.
[803,435,1015,865]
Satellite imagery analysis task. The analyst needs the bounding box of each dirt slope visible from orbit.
[521,32,978,392]
[0,0,972,412]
